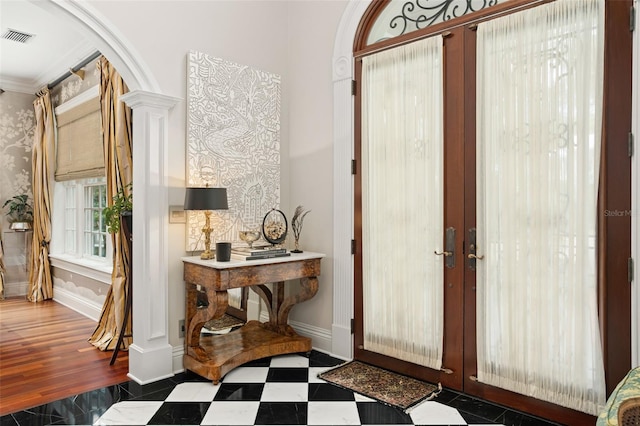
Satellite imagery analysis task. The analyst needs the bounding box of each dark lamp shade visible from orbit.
[184,187,228,211]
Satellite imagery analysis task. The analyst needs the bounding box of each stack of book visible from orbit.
[230,246,291,261]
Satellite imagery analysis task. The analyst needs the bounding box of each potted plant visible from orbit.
[103,183,132,234]
[3,194,34,231]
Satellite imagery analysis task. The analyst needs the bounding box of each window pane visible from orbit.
[65,230,75,253]
[93,209,101,232]
[92,233,103,256]
[81,183,109,259]
[84,232,92,256]
[100,186,106,208]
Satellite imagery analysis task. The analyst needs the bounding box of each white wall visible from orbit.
[89,0,345,351]
[286,1,349,335]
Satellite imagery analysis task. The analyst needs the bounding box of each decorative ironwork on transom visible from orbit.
[367,0,510,45]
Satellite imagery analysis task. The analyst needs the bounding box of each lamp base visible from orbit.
[200,211,215,260]
[200,249,214,260]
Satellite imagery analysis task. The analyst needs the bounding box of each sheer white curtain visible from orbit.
[476,0,605,415]
[361,35,444,369]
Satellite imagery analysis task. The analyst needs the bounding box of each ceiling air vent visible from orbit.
[1,28,35,44]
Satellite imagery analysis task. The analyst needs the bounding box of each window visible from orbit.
[83,182,108,258]
[55,178,111,264]
[49,86,112,278]
[364,0,512,45]
[64,184,76,253]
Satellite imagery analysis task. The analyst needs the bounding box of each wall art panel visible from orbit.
[186,50,281,251]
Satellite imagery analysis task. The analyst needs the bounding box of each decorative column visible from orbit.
[331,0,371,360]
[121,90,180,384]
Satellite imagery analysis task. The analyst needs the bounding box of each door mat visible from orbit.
[318,360,441,412]
[203,314,244,334]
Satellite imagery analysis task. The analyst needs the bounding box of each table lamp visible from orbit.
[184,186,228,260]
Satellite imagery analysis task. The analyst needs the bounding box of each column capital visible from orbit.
[121,90,181,110]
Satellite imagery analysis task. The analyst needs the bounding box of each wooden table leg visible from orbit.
[185,284,228,357]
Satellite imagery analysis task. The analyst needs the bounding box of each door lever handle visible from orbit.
[437,227,456,268]
[467,230,483,270]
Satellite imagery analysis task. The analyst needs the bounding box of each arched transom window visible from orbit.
[366,0,512,45]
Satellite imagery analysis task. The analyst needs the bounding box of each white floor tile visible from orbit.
[165,382,220,402]
[269,354,309,368]
[309,366,332,383]
[93,401,163,425]
[408,400,468,425]
[307,401,362,425]
[201,401,260,425]
[222,366,269,383]
[260,382,308,401]
[353,392,376,402]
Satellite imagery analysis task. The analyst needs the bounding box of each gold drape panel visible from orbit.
[89,56,133,351]
[0,229,5,300]
[28,90,55,302]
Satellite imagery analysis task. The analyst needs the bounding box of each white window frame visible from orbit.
[50,178,113,280]
[82,180,109,260]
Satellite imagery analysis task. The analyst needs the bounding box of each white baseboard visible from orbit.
[53,285,102,322]
[289,319,332,354]
[173,344,185,374]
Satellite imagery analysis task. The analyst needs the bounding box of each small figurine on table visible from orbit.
[291,205,310,253]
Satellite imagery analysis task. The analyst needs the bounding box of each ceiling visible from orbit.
[0,0,97,94]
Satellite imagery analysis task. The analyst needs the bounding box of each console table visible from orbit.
[182,252,324,384]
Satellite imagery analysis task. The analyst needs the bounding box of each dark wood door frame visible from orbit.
[352,0,632,424]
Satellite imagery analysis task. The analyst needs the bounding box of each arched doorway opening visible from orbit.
[34,0,177,384]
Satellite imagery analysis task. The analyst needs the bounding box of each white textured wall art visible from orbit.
[186,50,281,251]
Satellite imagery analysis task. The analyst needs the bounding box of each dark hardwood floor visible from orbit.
[0,297,129,416]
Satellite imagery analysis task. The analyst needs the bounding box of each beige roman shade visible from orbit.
[55,91,104,181]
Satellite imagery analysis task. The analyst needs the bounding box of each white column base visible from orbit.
[128,343,174,385]
[331,323,353,360]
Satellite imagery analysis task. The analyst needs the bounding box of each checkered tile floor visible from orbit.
[2,351,561,425]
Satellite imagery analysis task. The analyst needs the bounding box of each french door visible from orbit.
[353,0,632,423]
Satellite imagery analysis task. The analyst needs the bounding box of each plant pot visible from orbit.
[9,221,32,232]
[121,211,132,242]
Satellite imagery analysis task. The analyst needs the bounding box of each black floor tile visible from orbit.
[171,370,211,384]
[214,383,265,401]
[255,401,307,425]
[447,393,507,421]
[356,401,412,424]
[73,384,132,412]
[308,382,356,401]
[266,367,309,382]
[496,409,564,426]
[0,415,19,426]
[120,376,178,399]
[6,402,77,426]
[147,401,210,425]
[307,351,345,368]
[130,386,177,401]
[435,387,461,404]
[458,409,500,424]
